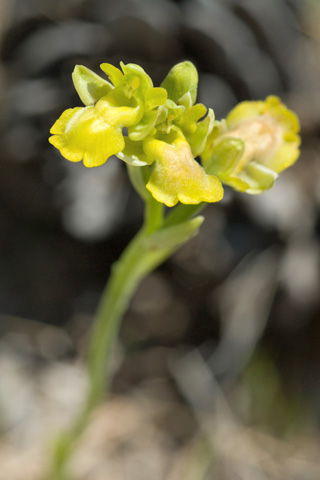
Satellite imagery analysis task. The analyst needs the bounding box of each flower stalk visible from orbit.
[47,60,301,479]
[48,190,203,480]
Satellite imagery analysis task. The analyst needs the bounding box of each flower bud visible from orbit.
[160,61,198,106]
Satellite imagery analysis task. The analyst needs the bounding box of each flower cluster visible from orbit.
[49,61,300,206]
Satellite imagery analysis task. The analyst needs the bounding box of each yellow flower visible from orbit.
[144,129,223,207]
[49,61,225,207]
[49,61,301,208]
[202,96,301,194]
[49,89,143,168]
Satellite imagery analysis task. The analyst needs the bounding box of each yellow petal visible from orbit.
[143,87,167,111]
[49,90,143,167]
[100,63,124,86]
[144,131,223,207]
[49,106,125,167]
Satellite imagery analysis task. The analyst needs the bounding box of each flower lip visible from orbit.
[49,89,144,168]
[223,114,279,174]
[144,129,224,207]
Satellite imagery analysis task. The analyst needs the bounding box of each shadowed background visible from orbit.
[1,1,320,479]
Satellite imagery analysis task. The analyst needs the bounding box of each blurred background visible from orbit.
[1,0,320,478]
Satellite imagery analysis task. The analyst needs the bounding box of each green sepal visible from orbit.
[241,162,278,194]
[143,216,204,251]
[202,137,245,177]
[157,99,185,134]
[177,92,193,110]
[178,103,207,134]
[116,137,151,166]
[178,105,215,157]
[201,137,251,192]
[219,175,250,192]
[155,105,168,126]
[165,99,185,117]
[190,108,215,156]
[72,65,114,106]
[128,110,158,141]
[161,61,198,106]
[120,62,153,91]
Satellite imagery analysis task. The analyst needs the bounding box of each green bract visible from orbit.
[49,62,300,206]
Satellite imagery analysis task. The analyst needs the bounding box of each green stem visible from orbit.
[144,192,164,233]
[47,185,205,479]
[164,202,206,227]
[48,197,167,480]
